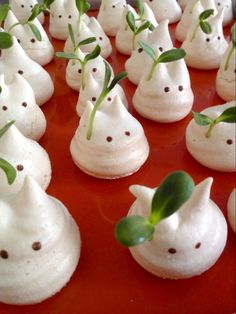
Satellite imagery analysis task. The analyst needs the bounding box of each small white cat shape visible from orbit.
[70,95,149,179]
[0,125,51,196]
[186,101,236,172]
[4,11,54,66]
[0,176,81,305]
[0,73,46,141]
[133,58,194,122]
[97,0,127,36]
[0,36,54,106]
[128,178,227,279]
[9,0,44,24]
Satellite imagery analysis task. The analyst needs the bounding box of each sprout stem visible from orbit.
[205,121,216,138]
[147,61,158,80]
[7,22,20,33]
[224,45,235,71]
[80,61,86,90]
[132,33,136,50]
[190,22,199,42]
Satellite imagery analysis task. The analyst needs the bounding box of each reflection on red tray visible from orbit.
[0,11,235,314]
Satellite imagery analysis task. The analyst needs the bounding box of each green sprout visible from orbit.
[138,41,186,80]
[192,106,236,138]
[75,0,90,36]
[224,24,236,71]
[86,61,127,140]
[190,9,214,42]
[0,121,17,185]
[115,171,195,247]
[56,41,100,90]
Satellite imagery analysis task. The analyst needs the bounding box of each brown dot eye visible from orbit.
[226,139,233,145]
[217,2,220,5]
[138,48,143,53]
[32,242,41,251]
[168,248,176,254]
[112,5,115,8]
[16,164,24,171]
[68,15,72,19]
[206,38,210,42]
[30,5,33,8]
[217,36,220,40]
[159,47,163,52]
[31,38,36,43]
[92,68,97,72]
[58,15,62,18]
[125,131,130,136]
[106,136,112,142]
[178,85,183,91]
[99,37,103,41]
[107,97,112,101]
[164,87,170,92]
[78,69,82,74]
[0,250,8,259]
[18,70,24,75]
[195,242,201,249]
[91,97,96,102]
[2,106,8,111]
[21,4,24,8]
[17,39,21,43]
[22,102,27,107]
[234,69,236,73]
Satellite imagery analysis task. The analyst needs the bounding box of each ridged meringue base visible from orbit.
[129,200,227,279]
[0,197,81,305]
[216,72,236,102]
[70,136,149,179]
[133,89,194,122]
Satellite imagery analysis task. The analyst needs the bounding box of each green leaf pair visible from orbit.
[138,41,186,80]
[68,23,96,53]
[86,61,127,140]
[0,121,17,185]
[192,106,236,138]
[191,9,214,42]
[115,171,195,247]
[76,0,90,16]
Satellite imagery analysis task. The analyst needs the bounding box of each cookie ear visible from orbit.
[102,95,128,118]
[148,19,172,48]
[84,73,100,92]
[3,10,19,31]
[129,185,155,213]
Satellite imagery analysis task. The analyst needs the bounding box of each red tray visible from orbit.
[1,11,235,314]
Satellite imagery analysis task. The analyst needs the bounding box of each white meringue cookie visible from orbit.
[227,188,236,233]
[4,11,54,66]
[49,0,90,40]
[143,0,182,24]
[128,178,227,279]
[214,0,233,25]
[76,73,128,116]
[216,43,236,101]
[97,0,127,36]
[133,57,194,122]
[9,0,44,24]
[115,5,151,56]
[0,36,54,106]
[0,73,46,141]
[125,19,173,85]
[66,49,113,92]
[0,176,81,305]
[64,17,112,59]
[186,101,236,172]
[70,95,149,179]
[175,0,217,43]
[0,125,51,196]
[181,8,229,69]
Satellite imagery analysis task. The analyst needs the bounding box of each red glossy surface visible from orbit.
[1,13,235,314]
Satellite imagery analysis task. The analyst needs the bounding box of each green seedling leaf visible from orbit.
[136,20,152,35]
[149,171,194,225]
[68,23,75,48]
[0,4,10,26]
[199,9,214,20]
[199,20,212,34]
[28,22,42,41]
[43,0,55,7]
[126,11,136,32]
[157,48,186,63]
[0,32,13,49]
[232,24,236,47]
[76,0,90,16]
[148,23,155,31]
[138,41,156,61]
[56,51,78,59]
[78,37,96,47]
[136,0,144,19]
[108,71,128,91]
[215,106,236,123]
[28,4,42,22]
[0,158,17,185]
[115,216,155,247]
[84,45,101,63]
[103,60,112,91]
[0,120,15,138]
[192,111,213,125]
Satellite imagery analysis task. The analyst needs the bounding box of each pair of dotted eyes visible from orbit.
[0,242,41,260]
[206,36,221,42]
[164,86,184,92]
[78,68,97,74]
[21,4,33,8]
[58,15,72,19]
[2,102,27,111]
[106,132,131,142]
[111,4,126,8]
[168,242,201,254]
[138,47,163,53]
[91,96,112,102]
[17,39,36,44]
